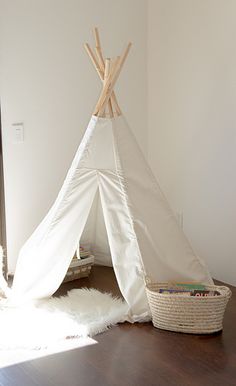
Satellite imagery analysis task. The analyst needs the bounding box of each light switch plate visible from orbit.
[12,122,24,143]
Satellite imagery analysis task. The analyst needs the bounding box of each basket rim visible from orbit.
[145,282,232,299]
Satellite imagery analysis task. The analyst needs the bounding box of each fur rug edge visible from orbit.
[0,287,128,350]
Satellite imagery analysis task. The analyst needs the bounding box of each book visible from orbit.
[69,255,94,268]
[169,282,206,291]
[158,288,220,297]
[191,290,220,297]
[75,245,91,259]
[159,289,191,296]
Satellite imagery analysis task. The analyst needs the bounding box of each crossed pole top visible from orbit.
[84,27,132,118]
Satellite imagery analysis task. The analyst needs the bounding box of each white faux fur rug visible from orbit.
[0,288,128,350]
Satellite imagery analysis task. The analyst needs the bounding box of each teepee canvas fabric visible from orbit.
[11,115,212,321]
[8,28,212,322]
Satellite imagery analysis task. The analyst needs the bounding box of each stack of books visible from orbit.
[159,283,220,297]
[74,245,91,260]
[69,255,94,268]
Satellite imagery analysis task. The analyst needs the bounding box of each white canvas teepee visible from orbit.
[9,29,212,321]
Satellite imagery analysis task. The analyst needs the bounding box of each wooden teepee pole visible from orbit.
[84,28,122,116]
[84,43,103,80]
[85,28,131,117]
[94,28,117,117]
[94,27,104,71]
[104,59,113,117]
[93,42,131,116]
[84,43,121,116]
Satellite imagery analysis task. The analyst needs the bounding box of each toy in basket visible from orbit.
[145,279,232,334]
[63,245,94,283]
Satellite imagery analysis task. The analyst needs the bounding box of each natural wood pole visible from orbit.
[85,43,121,116]
[94,27,104,71]
[93,56,120,116]
[93,28,114,116]
[84,43,103,80]
[84,43,113,114]
[93,42,132,116]
[107,57,121,115]
[85,28,131,117]
[85,28,122,115]
[110,91,121,115]
[104,59,113,118]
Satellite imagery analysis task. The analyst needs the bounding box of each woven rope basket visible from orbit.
[146,282,231,334]
[63,263,93,283]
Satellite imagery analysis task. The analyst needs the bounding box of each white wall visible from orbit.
[0,0,147,272]
[1,0,235,286]
[148,0,236,285]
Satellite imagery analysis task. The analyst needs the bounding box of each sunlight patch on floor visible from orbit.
[0,337,97,369]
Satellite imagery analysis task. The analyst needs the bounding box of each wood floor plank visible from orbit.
[1,266,235,386]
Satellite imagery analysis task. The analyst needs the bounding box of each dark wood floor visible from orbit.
[0,266,235,386]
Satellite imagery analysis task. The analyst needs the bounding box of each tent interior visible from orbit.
[81,191,112,268]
